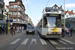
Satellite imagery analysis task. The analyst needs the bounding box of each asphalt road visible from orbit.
[0,30,75,50]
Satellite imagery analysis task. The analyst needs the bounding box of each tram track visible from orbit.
[47,38,74,50]
[13,34,27,50]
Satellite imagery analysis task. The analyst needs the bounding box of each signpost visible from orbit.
[8,18,10,34]
[6,18,13,34]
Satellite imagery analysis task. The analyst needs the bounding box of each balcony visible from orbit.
[18,8,24,14]
[9,8,17,11]
[9,15,17,18]
[0,1,4,8]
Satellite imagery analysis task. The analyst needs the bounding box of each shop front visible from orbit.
[0,20,6,34]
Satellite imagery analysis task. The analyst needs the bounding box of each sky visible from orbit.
[4,0,75,26]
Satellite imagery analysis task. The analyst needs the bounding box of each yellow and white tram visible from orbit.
[36,12,62,38]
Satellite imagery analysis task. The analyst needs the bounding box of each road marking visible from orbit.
[31,39,36,45]
[60,38,75,44]
[10,38,21,44]
[37,36,39,38]
[40,39,47,45]
[49,40,57,44]
[58,40,67,44]
[21,38,29,45]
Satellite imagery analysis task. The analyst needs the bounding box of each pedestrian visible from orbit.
[62,27,65,37]
[13,26,15,35]
[20,26,21,32]
[70,27,73,38]
[66,28,70,37]
[22,27,24,32]
[17,26,19,33]
[65,27,67,35]
[11,26,13,36]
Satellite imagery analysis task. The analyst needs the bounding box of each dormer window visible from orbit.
[66,15,68,17]
[56,7,58,9]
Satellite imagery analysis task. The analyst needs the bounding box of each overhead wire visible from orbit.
[45,0,50,7]
[26,0,32,17]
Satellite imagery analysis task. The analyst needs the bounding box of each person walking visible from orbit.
[13,26,15,35]
[22,27,24,32]
[70,27,73,38]
[17,26,19,33]
[11,26,13,36]
[62,27,65,37]
[66,28,70,37]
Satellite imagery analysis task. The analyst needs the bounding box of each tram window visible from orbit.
[56,19,61,27]
[40,25,42,27]
[43,16,61,27]
[43,17,47,27]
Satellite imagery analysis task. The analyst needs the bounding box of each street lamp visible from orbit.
[4,11,11,34]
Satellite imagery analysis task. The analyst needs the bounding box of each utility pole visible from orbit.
[64,0,65,28]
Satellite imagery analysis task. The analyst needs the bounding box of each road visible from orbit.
[0,30,75,50]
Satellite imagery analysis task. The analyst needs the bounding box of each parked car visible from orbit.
[26,26,35,34]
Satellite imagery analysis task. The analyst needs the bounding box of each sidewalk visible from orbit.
[0,30,26,44]
[62,33,75,42]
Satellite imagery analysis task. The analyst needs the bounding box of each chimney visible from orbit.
[61,5,62,8]
[71,10,73,12]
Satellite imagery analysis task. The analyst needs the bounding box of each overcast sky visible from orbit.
[4,0,75,26]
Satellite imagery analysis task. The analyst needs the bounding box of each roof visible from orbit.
[65,11,74,14]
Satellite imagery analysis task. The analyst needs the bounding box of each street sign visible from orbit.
[68,23,70,28]
[6,19,13,22]
[10,19,13,22]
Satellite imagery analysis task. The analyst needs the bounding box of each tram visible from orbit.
[36,12,62,38]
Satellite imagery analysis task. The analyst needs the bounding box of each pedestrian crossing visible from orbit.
[40,39,47,45]
[10,38,21,44]
[10,38,75,45]
[60,38,75,44]
[49,40,57,44]
[21,38,29,45]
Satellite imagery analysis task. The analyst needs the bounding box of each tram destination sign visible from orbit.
[46,14,61,17]
[50,14,59,16]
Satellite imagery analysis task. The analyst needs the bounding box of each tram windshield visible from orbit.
[47,17,56,27]
[43,16,61,27]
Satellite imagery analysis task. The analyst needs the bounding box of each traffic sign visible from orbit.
[10,19,13,22]
[6,19,13,22]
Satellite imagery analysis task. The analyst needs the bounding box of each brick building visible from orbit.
[6,0,26,29]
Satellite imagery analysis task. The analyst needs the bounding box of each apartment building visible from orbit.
[0,0,6,33]
[7,0,26,29]
[0,0,4,20]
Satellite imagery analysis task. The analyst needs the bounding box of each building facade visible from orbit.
[7,0,26,30]
[65,10,74,19]
[65,10,75,29]
[0,0,6,34]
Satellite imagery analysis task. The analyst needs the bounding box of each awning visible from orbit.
[0,20,6,24]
